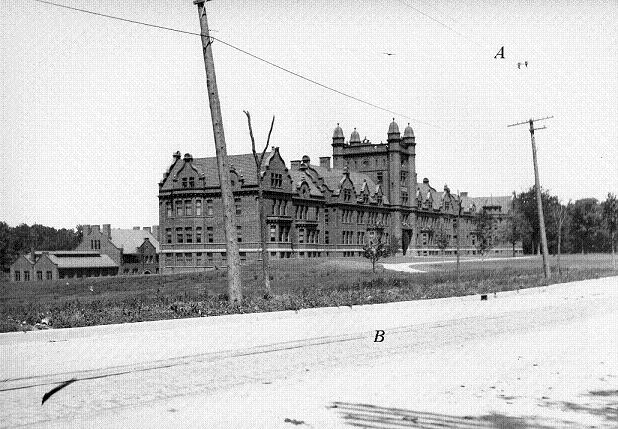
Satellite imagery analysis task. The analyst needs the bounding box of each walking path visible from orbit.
[382,255,537,273]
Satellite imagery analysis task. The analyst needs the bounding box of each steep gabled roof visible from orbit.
[289,169,323,197]
[110,229,160,254]
[308,165,384,202]
[161,152,273,190]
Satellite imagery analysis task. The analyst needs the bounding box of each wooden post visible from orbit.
[529,119,551,279]
[508,116,553,279]
[194,0,242,303]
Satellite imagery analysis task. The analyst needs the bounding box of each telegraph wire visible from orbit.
[396,0,485,50]
[395,0,525,102]
[31,0,443,129]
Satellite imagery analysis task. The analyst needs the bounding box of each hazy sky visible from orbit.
[1,0,617,229]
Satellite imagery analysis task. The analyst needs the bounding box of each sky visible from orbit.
[1,0,617,229]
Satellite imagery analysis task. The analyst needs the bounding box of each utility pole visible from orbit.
[507,116,553,279]
[194,0,242,303]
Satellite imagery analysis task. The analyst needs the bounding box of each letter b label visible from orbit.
[374,330,385,342]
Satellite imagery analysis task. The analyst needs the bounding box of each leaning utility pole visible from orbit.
[508,116,553,279]
[194,0,242,302]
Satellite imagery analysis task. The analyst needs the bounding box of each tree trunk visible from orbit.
[256,185,271,296]
[611,231,616,270]
[557,226,562,275]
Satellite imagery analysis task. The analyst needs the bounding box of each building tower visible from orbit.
[386,119,403,250]
[331,123,345,169]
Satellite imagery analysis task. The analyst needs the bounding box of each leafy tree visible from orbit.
[603,193,618,268]
[498,200,525,257]
[363,238,391,273]
[514,186,562,254]
[569,198,606,254]
[434,218,450,255]
[0,222,81,273]
[474,209,495,257]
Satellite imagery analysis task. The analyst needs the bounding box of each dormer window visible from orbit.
[189,177,195,187]
[376,172,383,183]
[182,177,188,188]
[343,189,352,202]
[270,173,282,188]
[402,191,409,205]
[376,194,383,205]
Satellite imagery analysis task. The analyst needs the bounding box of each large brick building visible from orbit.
[158,120,522,273]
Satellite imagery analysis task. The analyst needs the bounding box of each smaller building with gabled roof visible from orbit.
[75,224,160,275]
[9,250,118,282]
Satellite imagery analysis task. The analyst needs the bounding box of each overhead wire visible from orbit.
[30,0,442,129]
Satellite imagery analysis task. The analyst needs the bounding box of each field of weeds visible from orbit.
[1,254,616,332]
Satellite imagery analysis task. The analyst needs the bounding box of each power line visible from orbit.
[395,0,529,113]
[31,0,441,129]
[396,0,485,50]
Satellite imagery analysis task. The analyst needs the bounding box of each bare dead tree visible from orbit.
[244,111,275,297]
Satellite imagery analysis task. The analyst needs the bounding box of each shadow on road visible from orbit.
[537,389,618,425]
[329,401,559,428]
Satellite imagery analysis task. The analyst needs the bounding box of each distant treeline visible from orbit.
[0,223,82,273]
[512,188,617,255]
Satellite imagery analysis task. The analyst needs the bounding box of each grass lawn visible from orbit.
[1,254,616,332]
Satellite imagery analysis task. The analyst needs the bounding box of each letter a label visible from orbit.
[494,46,505,59]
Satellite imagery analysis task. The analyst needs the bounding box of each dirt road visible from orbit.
[2,276,617,428]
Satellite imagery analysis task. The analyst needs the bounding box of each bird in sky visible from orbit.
[382,52,395,56]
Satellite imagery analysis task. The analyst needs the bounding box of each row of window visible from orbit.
[166,198,244,218]
[341,210,390,225]
[166,226,242,244]
[14,270,53,281]
[271,199,288,216]
[90,239,101,250]
[165,251,248,266]
[295,204,316,221]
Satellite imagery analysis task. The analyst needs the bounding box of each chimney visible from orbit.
[152,225,160,240]
[133,226,140,230]
[460,192,468,197]
[143,226,151,233]
[319,156,331,169]
[290,160,301,169]
[102,224,111,238]
[423,178,429,185]
[30,248,36,263]
[92,225,100,234]
[85,225,91,235]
